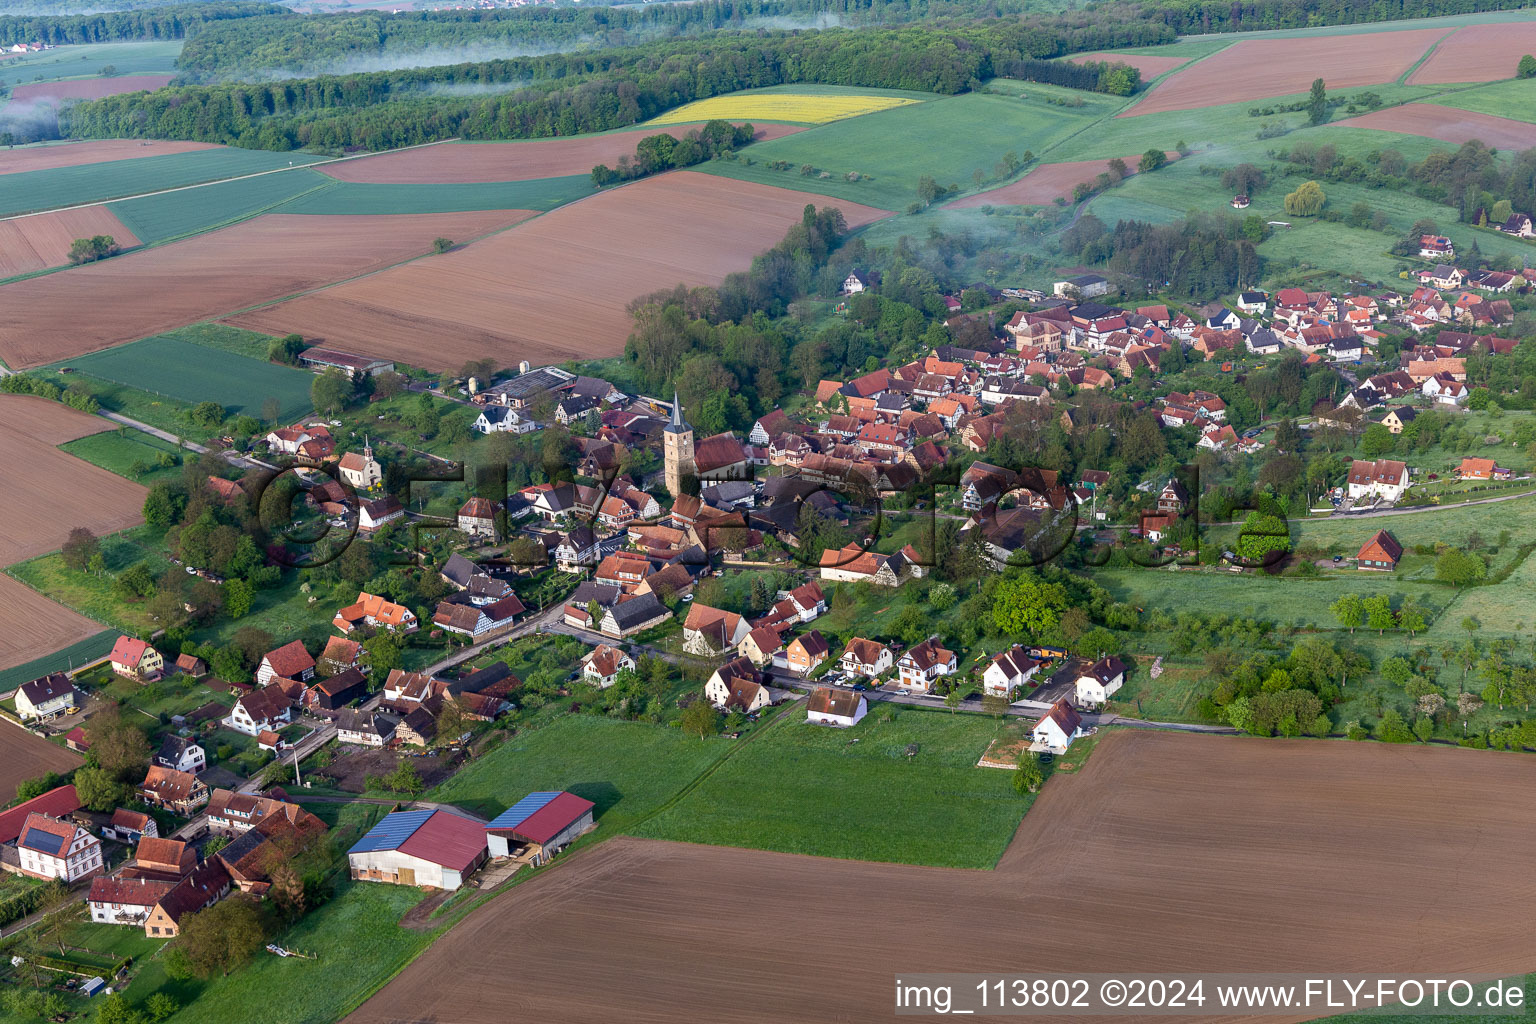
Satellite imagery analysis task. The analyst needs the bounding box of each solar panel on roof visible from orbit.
[348,809,433,855]
[486,791,560,831]
[24,828,65,856]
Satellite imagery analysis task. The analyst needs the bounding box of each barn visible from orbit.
[347,809,488,890]
[485,791,595,865]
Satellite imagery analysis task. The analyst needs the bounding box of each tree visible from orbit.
[432,237,454,253]
[175,898,266,977]
[380,760,423,795]
[266,334,305,364]
[1518,54,1536,78]
[1330,593,1364,633]
[362,632,401,686]
[991,574,1069,639]
[681,699,720,738]
[72,765,129,812]
[87,709,150,779]
[146,993,180,1023]
[1307,77,1328,125]
[142,482,184,528]
[1234,511,1290,566]
[113,564,157,601]
[223,577,255,619]
[61,526,99,571]
[1363,594,1395,634]
[1138,148,1166,173]
[1435,548,1487,587]
[1359,423,1395,457]
[1284,180,1326,216]
[67,235,118,265]
[1014,752,1045,794]
[261,396,282,426]
[1398,599,1427,638]
[311,368,350,415]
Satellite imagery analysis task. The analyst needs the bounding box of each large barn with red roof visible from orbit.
[484,791,595,864]
[347,808,488,890]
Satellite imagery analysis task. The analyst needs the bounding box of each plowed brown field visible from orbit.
[951,154,1171,207]
[1125,28,1446,116]
[226,172,889,371]
[0,207,139,278]
[1069,51,1190,78]
[10,74,173,103]
[0,210,535,369]
[0,719,82,803]
[321,123,805,184]
[0,396,142,673]
[1331,103,1536,150]
[348,731,1536,1024]
[1409,21,1536,83]
[0,141,219,177]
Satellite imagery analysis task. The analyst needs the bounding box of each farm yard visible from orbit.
[0,140,220,177]
[9,74,173,104]
[0,209,536,369]
[647,89,923,125]
[1330,104,1536,151]
[0,721,81,804]
[1407,21,1536,83]
[225,172,888,372]
[1123,27,1447,116]
[347,731,1536,1024]
[320,125,805,184]
[0,206,139,279]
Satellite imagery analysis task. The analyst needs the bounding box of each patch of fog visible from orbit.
[226,37,595,83]
[0,98,62,144]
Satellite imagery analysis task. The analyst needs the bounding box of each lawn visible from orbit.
[272,176,594,215]
[18,371,214,442]
[0,41,180,89]
[6,527,171,636]
[109,169,337,245]
[1432,78,1536,123]
[430,715,728,830]
[157,322,275,361]
[1106,656,1210,721]
[701,85,1118,210]
[0,152,330,218]
[1258,219,1410,285]
[59,429,186,486]
[52,334,315,421]
[630,703,1031,868]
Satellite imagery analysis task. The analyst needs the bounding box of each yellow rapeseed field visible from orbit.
[648,93,920,126]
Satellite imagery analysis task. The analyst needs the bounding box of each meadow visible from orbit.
[0,41,180,89]
[59,429,187,486]
[270,176,591,215]
[649,89,922,126]
[630,703,1029,868]
[55,334,315,421]
[7,527,171,637]
[109,169,336,245]
[1432,78,1536,123]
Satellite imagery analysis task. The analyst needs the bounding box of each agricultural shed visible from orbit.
[348,808,487,890]
[485,791,595,863]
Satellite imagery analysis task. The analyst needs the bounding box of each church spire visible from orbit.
[667,391,689,433]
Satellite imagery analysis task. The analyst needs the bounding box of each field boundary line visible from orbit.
[1399,28,1458,84]
[1111,41,1236,118]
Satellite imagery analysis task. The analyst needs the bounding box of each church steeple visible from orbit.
[666,391,690,433]
[663,390,694,497]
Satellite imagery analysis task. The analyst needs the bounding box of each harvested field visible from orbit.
[0,577,103,675]
[0,141,219,177]
[0,719,82,803]
[1125,28,1446,116]
[1330,103,1536,151]
[0,210,534,369]
[349,731,1536,1024]
[0,207,139,278]
[1069,50,1191,78]
[10,74,173,104]
[1409,21,1536,83]
[227,172,888,372]
[321,124,804,184]
[951,154,1171,208]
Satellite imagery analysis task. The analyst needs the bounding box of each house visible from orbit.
[1423,373,1468,406]
[840,637,892,679]
[88,877,173,927]
[1156,478,1189,514]
[109,637,163,681]
[358,494,405,533]
[895,637,957,693]
[841,269,873,295]
[126,837,198,881]
[1075,656,1127,705]
[0,786,82,846]
[1236,291,1268,314]
[1458,457,1511,481]
[1380,406,1417,433]
[1054,274,1110,299]
[807,687,867,728]
[1031,699,1084,754]
[554,527,601,573]
[333,591,418,635]
[704,658,771,712]
[983,646,1041,699]
[137,767,209,815]
[337,443,383,490]
[257,640,314,687]
[141,860,232,937]
[348,809,488,889]
[102,808,157,844]
[1418,234,1454,260]
[1346,459,1410,503]
[818,543,905,587]
[172,653,207,678]
[336,709,397,747]
[737,626,782,669]
[473,405,537,434]
[785,631,830,675]
[1498,212,1535,238]
[306,667,369,712]
[204,790,319,837]
[484,792,595,864]
[227,687,293,736]
[555,395,600,426]
[14,672,75,721]
[457,497,498,539]
[580,644,635,688]
[594,550,652,593]
[318,637,367,677]
[15,814,103,882]
[154,735,205,775]
[682,604,752,656]
[257,730,285,753]
[1357,530,1402,571]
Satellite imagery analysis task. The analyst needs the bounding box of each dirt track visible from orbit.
[321,124,805,184]
[0,207,139,278]
[227,172,889,372]
[1124,28,1445,116]
[346,731,1536,1024]
[1069,51,1190,78]
[952,154,1170,208]
[0,721,82,804]
[10,74,173,104]
[0,141,220,177]
[1409,21,1536,83]
[0,209,535,369]
[1331,103,1536,150]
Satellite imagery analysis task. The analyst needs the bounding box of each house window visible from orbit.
[151,927,160,935]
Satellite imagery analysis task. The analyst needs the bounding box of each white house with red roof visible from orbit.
[257,640,315,687]
[895,638,957,693]
[984,646,1041,698]
[16,813,103,882]
[580,644,635,688]
[109,637,163,681]
[1031,700,1084,754]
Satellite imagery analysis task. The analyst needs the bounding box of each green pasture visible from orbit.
[701,86,1118,210]
[24,372,210,442]
[60,428,185,485]
[0,151,329,217]
[1257,219,1409,285]
[54,334,314,421]
[272,175,591,215]
[109,168,335,244]
[1431,78,1536,123]
[160,322,276,361]
[7,528,171,636]
[0,41,180,89]
[630,703,1030,868]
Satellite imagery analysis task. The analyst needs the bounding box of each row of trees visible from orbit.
[0,1,282,46]
[591,120,754,186]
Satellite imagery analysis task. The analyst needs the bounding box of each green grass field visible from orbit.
[0,152,329,217]
[158,322,276,360]
[271,175,592,215]
[109,168,336,244]
[55,334,314,421]
[630,703,1029,867]
[59,428,185,485]
[1431,77,1536,123]
[0,41,180,89]
[6,528,170,634]
[702,85,1119,210]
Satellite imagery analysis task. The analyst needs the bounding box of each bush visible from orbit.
[1373,708,1413,743]
[1345,719,1369,741]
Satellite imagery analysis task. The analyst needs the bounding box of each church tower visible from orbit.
[663,391,695,498]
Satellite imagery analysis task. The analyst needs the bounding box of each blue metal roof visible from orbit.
[23,827,65,856]
[486,791,561,831]
[348,809,433,855]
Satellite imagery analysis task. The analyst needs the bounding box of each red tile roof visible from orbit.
[0,785,80,845]
[262,640,314,678]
